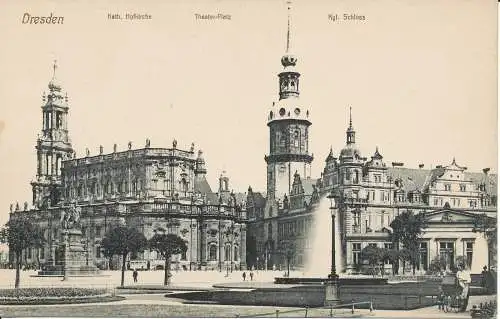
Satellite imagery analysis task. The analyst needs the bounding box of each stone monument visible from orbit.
[38,204,100,277]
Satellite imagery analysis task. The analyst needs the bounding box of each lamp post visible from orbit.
[325,191,340,306]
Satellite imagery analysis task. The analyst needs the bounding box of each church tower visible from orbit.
[31,61,74,208]
[265,2,313,202]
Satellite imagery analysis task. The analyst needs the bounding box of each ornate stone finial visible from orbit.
[113,144,117,153]
[190,142,195,152]
[86,148,90,157]
[24,201,28,211]
[99,145,103,155]
[52,59,57,78]
[128,141,132,150]
[64,92,68,102]
[42,91,46,102]
[9,203,13,213]
[15,202,19,211]
[73,151,77,159]
[145,138,151,148]
[173,139,177,148]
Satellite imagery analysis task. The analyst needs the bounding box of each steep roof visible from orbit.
[388,167,430,192]
[194,175,213,194]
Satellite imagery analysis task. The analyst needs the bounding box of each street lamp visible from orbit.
[325,191,340,306]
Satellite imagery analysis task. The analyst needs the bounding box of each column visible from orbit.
[51,153,56,176]
[240,224,247,270]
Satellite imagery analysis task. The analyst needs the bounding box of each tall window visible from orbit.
[439,242,454,269]
[419,242,428,271]
[466,242,473,269]
[444,184,451,191]
[384,243,393,264]
[352,243,361,265]
[460,184,466,192]
[352,211,361,232]
[234,246,239,261]
[209,244,217,261]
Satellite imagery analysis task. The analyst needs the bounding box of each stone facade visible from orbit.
[8,63,247,272]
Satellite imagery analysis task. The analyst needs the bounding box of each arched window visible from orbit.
[209,244,217,261]
[234,246,239,261]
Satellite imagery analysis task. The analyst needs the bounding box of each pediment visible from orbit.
[424,209,476,223]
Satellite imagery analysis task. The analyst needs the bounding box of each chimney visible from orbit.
[419,164,424,169]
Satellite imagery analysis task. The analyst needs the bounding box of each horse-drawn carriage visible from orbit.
[439,274,470,313]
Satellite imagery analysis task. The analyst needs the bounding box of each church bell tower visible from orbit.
[31,61,74,208]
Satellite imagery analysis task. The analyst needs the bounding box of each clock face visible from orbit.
[279,108,286,116]
[294,108,300,115]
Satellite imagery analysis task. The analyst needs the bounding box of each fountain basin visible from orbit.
[274,277,388,285]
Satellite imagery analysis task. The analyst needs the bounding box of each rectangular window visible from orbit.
[40,247,45,259]
[96,226,102,237]
[96,247,101,258]
[460,184,466,192]
[419,242,428,271]
[384,243,393,264]
[439,242,454,269]
[445,184,451,191]
[352,243,361,265]
[466,242,473,269]
[368,243,377,248]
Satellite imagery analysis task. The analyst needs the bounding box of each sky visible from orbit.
[0,0,497,228]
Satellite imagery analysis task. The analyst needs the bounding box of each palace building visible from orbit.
[245,6,497,275]
[9,63,248,271]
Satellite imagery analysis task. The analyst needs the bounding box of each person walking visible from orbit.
[242,271,247,281]
[133,269,138,283]
[250,271,254,281]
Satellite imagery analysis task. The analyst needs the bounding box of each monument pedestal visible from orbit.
[38,228,100,277]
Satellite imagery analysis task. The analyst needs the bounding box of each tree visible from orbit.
[473,213,497,269]
[0,217,45,288]
[389,210,427,275]
[101,226,147,287]
[360,246,385,277]
[148,233,187,285]
[383,248,400,276]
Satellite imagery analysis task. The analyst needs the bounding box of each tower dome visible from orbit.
[48,60,62,92]
[281,54,297,67]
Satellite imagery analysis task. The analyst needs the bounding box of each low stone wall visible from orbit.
[212,286,326,307]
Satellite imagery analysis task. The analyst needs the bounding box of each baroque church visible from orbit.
[245,6,497,275]
[9,63,248,271]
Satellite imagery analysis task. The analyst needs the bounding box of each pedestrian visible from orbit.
[250,271,254,281]
[133,269,138,283]
[242,271,246,281]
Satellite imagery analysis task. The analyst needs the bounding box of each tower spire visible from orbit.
[286,0,292,53]
[346,107,356,145]
[349,106,353,130]
[52,59,57,79]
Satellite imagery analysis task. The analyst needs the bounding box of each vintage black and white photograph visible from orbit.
[0,0,497,318]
